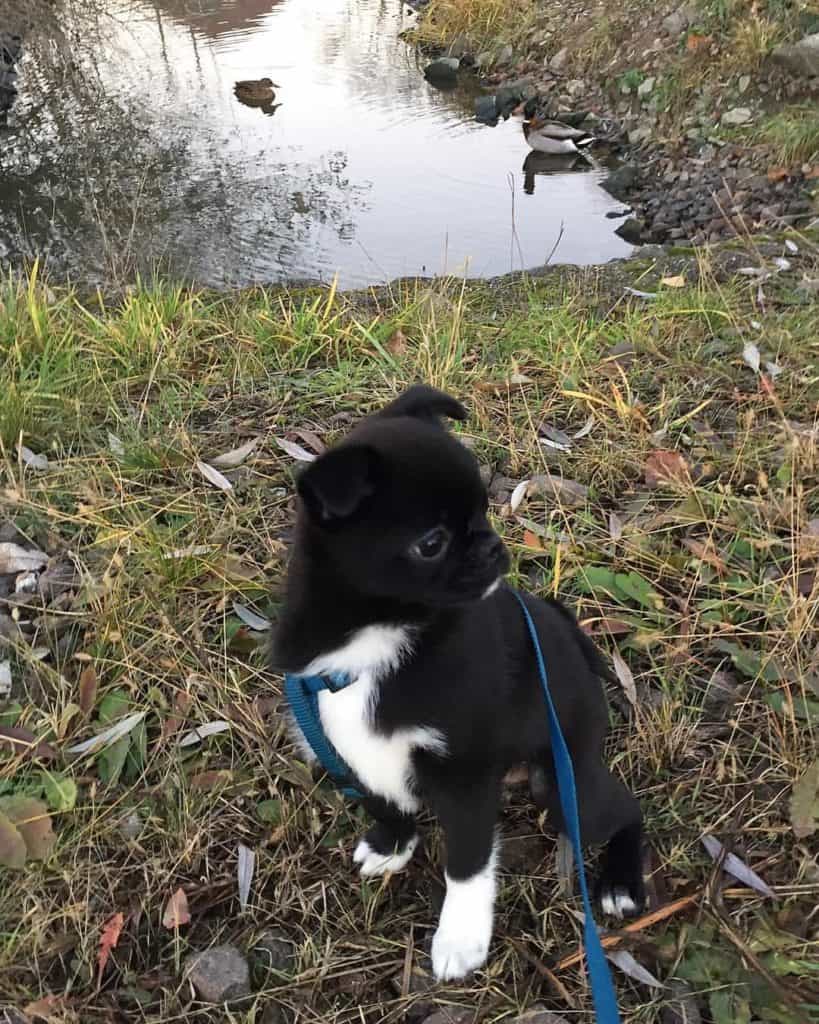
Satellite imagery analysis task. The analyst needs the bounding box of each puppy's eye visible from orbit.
[409,526,450,562]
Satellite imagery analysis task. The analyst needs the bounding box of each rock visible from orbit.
[549,47,569,72]
[183,945,251,1003]
[628,125,653,144]
[663,6,692,37]
[424,57,460,81]
[0,1010,31,1024]
[606,208,633,219]
[721,107,752,126]
[637,76,656,98]
[615,218,646,244]
[509,1009,571,1024]
[250,929,296,976]
[738,74,750,94]
[602,163,638,199]
[497,43,513,63]
[566,77,585,98]
[475,50,493,68]
[771,33,819,78]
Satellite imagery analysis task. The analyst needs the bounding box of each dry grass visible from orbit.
[1,249,819,1023]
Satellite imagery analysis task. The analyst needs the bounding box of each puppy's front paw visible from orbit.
[353,835,417,877]
[598,884,641,920]
[431,920,490,981]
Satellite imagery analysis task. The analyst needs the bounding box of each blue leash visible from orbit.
[511,589,621,1024]
[285,591,621,1022]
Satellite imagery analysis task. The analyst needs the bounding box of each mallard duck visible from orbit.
[234,77,279,103]
[523,116,595,156]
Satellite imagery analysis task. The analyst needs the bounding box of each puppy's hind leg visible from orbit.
[542,758,645,919]
[353,794,418,877]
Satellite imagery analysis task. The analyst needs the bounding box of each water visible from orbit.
[0,0,633,288]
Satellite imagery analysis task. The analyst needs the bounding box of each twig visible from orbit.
[509,936,576,1007]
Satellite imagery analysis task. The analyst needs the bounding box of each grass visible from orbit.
[409,0,538,53]
[1,247,819,1023]
[759,106,819,165]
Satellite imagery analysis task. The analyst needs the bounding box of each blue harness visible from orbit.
[284,589,622,1023]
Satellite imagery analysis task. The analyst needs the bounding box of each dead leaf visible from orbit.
[644,450,690,488]
[210,437,261,469]
[196,460,233,492]
[0,725,58,760]
[685,31,712,51]
[555,833,574,897]
[67,711,146,755]
[580,617,634,637]
[767,166,789,183]
[0,811,27,868]
[291,428,326,454]
[510,479,530,512]
[97,911,124,982]
[528,474,589,507]
[176,720,230,747]
[274,437,316,463]
[232,602,271,631]
[607,949,663,988]
[573,414,595,439]
[162,887,190,929]
[785,239,799,254]
[107,431,125,457]
[624,286,658,300]
[23,995,64,1021]
[79,665,98,716]
[0,797,55,860]
[790,759,819,838]
[522,530,545,551]
[661,275,686,288]
[238,843,255,911]
[0,659,11,698]
[742,340,761,373]
[189,770,232,790]
[681,537,726,573]
[539,424,572,451]
[0,542,48,575]
[17,444,49,470]
[701,835,775,896]
[609,512,624,541]
[611,649,637,706]
[386,328,408,356]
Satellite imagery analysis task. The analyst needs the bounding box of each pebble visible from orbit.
[721,107,752,126]
[549,46,568,71]
[637,76,655,98]
[250,929,296,975]
[183,945,251,1003]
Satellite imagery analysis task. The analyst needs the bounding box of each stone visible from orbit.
[549,47,569,72]
[510,1009,571,1024]
[602,163,638,199]
[662,6,691,37]
[637,76,656,98]
[0,1010,31,1024]
[497,43,513,63]
[475,51,493,68]
[424,57,460,80]
[738,74,751,94]
[615,218,646,244]
[183,945,251,1003]
[721,107,752,126]
[772,33,819,78]
[628,125,653,144]
[250,929,296,975]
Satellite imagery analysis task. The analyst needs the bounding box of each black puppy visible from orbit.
[273,385,644,981]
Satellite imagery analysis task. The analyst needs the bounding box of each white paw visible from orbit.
[600,886,638,919]
[353,835,418,877]
[431,921,490,981]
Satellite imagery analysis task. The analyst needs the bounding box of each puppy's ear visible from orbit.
[379,384,467,424]
[297,444,381,521]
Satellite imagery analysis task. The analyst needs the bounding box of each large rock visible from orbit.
[183,945,251,1003]
[721,106,752,126]
[250,929,296,975]
[424,57,460,81]
[602,163,638,200]
[662,5,695,37]
[615,218,646,245]
[549,46,569,71]
[771,33,819,78]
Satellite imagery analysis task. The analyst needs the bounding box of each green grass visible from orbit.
[759,106,819,165]
[1,249,818,1022]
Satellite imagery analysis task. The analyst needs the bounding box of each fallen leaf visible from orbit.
[580,617,634,637]
[624,287,658,300]
[274,437,316,462]
[23,995,64,1021]
[772,257,791,272]
[79,665,98,716]
[685,31,712,51]
[611,649,637,706]
[522,529,545,551]
[644,450,690,488]
[785,239,799,254]
[162,544,213,560]
[386,328,408,356]
[701,835,775,896]
[0,542,48,575]
[189,769,232,790]
[17,444,49,470]
[742,341,761,373]
[176,720,230,747]
[0,797,55,860]
[764,360,782,378]
[607,948,663,988]
[661,275,686,288]
[510,479,530,512]
[0,811,26,868]
[555,833,574,897]
[539,424,572,451]
[609,512,624,541]
[0,660,11,698]
[573,414,595,439]
[210,436,262,469]
[291,428,326,454]
[107,432,124,457]
[0,725,58,761]
[528,474,589,507]
[66,710,146,755]
[162,887,190,929]
[681,537,726,573]
[42,771,78,812]
[97,911,124,982]
[790,759,819,839]
[767,166,789,182]
[238,843,255,910]
[196,460,233,492]
[232,601,271,632]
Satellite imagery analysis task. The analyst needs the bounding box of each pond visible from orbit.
[0,0,633,288]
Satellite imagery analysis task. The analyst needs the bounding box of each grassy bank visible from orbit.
[1,247,818,1023]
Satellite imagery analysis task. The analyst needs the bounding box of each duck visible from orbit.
[234,77,279,103]
[523,116,595,156]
